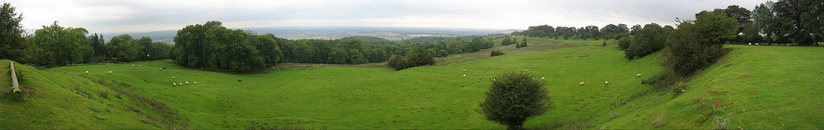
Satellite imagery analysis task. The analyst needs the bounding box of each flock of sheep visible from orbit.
[473,69,643,86]
[86,64,199,87]
[171,76,197,86]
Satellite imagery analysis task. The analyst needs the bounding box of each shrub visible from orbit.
[617,34,632,50]
[490,50,505,57]
[625,23,667,60]
[480,71,550,130]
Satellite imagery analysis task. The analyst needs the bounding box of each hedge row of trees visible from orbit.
[747,0,823,45]
[169,21,499,72]
[514,24,641,40]
[0,3,172,67]
[644,10,740,92]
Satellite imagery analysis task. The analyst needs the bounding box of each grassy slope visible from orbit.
[601,45,824,129]
[0,60,155,129]
[9,37,821,129]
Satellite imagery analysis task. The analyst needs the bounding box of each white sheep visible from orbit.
[636,73,642,78]
[579,82,585,86]
[748,43,752,45]
[755,43,759,45]
[604,81,609,85]
[85,71,89,74]
[179,82,183,85]
[463,69,467,72]
[185,81,189,85]
[493,78,496,81]
[172,76,175,79]
[139,65,142,67]
[132,64,135,67]
[463,74,466,78]
[313,77,317,79]
[332,77,335,79]
[541,77,545,80]
[194,82,197,85]
[107,71,112,74]
[173,83,177,86]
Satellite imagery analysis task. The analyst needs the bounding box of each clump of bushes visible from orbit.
[490,50,505,57]
[645,11,737,93]
[387,47,434,70]
[624,23,667,60]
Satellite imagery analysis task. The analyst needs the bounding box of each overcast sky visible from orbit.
[6,0,765,33]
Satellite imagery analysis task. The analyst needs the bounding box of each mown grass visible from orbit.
[5,37,821,129]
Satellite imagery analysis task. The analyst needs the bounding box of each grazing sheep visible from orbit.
[748,43,752,45]
[463,74,466,78]
[139,65,142,67]
[172,76,175,79]
[313,77,317,79]
[493,78,496,81]
[173,83,177,86]
[605,81,609,85]
[579,82,585,86]
[194,82,197,85]
[332,77,335,79]
[463,69,467,72]
[636,73,642,78]
[185,81,189,85]
[541,77,545,80]
[107,71,112,74]
[179,82,183,85]
[755,43,759,45]
[132,64,135,67]
[85,71,89,74]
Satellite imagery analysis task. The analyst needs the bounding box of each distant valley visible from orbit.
[122,26,520,43]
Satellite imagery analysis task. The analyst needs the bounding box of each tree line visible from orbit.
[1,2,502,72]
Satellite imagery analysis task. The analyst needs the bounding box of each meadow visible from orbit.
[2,37,822,129]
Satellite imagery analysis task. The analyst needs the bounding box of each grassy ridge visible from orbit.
[6,37,822,129]
[0,60,155,129]
[601,45,824,129]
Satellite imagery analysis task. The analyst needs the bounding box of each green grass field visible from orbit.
[2,37,822,129]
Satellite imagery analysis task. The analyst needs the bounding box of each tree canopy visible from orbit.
[171,21,280,73]
[0,2,24,61]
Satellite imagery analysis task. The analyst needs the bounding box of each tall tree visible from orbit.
[630,24,643,35]
[172,21,270,73]
[31,22,88,66]
[773,0,823,45]
[752,1,777,43]
[107,34,140,62]
[0,2,24,61]
[625,23,667,60]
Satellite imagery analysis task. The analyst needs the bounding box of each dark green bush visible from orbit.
[490,50,505,57]
[480,71,549,130]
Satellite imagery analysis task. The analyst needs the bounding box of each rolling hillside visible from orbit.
[3,37,822,129]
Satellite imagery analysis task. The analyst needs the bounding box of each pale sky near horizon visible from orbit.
[5,0,766,33]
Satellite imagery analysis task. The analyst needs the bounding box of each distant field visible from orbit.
[4,37,822,129]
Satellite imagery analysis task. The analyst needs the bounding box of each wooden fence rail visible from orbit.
[10,62,21,94]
